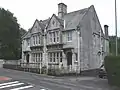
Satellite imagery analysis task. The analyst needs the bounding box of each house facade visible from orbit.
[22,3,109,73]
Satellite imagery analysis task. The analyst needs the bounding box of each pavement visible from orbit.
[0,68,112,90]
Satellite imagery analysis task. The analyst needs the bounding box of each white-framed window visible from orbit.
[48,52,62,63]
[67,31,72,41]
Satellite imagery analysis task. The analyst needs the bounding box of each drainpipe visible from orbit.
[44,26,48,74]
[76,26,81,74]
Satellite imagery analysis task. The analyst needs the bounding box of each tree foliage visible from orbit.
[0,8,21,60]
[109,36,120,55]
[20,28,27,37]
[105,56,120,87]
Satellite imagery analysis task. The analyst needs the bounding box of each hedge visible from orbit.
[104,56,120,87]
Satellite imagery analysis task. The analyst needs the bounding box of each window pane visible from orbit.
[36,36,38,44]
[50,32,52,42]
[53,53,55,62]
[57,52,59,62]
[67,31,72,41]
[53,32,55,42]
[56,31,59,42]
[38,53,40,62]
[38,35,40,44]
[33,54,35,62]
[41,53,42,62]
[50,53,52,62]
[33,36,35,45]
[75,53,78,61]
[60,52,62,62]
[36,54,37,62]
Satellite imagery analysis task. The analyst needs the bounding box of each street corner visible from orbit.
[0,76,11,81]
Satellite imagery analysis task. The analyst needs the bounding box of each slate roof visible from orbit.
[22,30,31,39]
[63,8,88,30]
[41,18,50,27]
[23,5,105,39]
[40,8,88,31]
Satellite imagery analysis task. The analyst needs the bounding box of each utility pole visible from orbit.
[115,0,118,56]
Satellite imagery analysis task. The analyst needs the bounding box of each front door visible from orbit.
[67,52,72,65]
[26,54,29,63]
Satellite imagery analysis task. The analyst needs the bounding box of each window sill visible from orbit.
[67,41,72,42]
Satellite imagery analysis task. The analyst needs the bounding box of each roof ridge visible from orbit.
[66,8,88,15]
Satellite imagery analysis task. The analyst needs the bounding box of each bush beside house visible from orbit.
[104,56,120,87]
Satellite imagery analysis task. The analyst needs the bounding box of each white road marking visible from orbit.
[0,83,24,89]
[10,85,33,90]
[0,81,19,86]
[39,85,52,90]
[40,89,46,90]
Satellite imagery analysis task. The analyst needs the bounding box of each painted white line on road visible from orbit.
[0,81,19,86]
[40,89,46,90]
[10,85,33,90]
[0,83,24,89]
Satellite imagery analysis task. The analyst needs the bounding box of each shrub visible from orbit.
[41,65,47,74]
[48,68,61,76]
[104,55,120,87]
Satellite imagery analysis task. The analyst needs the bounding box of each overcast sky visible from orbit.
[0,0,119,36]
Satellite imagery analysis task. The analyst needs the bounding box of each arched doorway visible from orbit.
[67,52,72,65]
[26,54,29,63]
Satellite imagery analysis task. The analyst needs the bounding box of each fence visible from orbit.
[3,63,100,76]
[3,62,45,74]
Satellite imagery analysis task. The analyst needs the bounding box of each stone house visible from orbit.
[22,3,109,73]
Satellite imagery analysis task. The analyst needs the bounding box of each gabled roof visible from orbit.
[63,8,88,30]
[22,30,31,39]
[46,14,64,29]
[22,4,106,39]
[89,5,105,38]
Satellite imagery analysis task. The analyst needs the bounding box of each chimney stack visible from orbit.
[58,3,67,19]
[104,25,109,39]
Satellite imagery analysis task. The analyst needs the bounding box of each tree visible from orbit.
[109,36,120,55]
[0,8,21,60]
[20,28,27,37]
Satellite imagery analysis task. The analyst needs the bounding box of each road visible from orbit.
[0,68,111,90]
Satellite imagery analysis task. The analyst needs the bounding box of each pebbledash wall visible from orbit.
[21,3,109,73]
